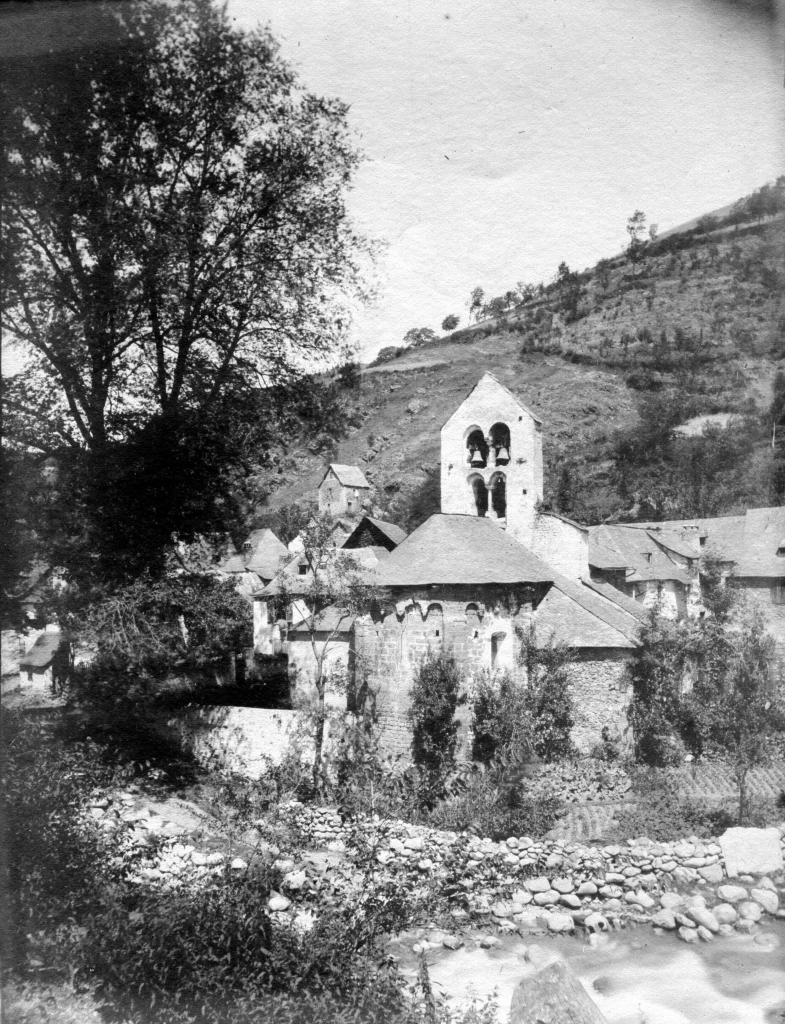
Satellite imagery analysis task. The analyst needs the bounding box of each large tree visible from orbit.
[2,0,368,455]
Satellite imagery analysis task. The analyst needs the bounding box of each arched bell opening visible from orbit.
[490,422,511,465]
[490,472,507,519]
[465,427,488,468]
[469,474,488,517]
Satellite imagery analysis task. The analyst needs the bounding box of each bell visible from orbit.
[497,446,509,463]
[471,448,484,466]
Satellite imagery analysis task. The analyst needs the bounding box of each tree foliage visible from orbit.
[408,649,465,791]
[2,0,367,454]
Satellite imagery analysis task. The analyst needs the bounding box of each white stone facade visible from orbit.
[440,373,544,547]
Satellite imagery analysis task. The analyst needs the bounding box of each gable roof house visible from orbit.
[318,463,371,518]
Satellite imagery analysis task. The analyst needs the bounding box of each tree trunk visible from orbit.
[737,765,749,824]
[313,677,325,793]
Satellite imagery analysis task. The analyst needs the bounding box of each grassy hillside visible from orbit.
[258,202,785,531]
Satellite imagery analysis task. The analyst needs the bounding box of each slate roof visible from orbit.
[533,570,643,649]
[342,516,407,551]
[19,631,65,670]
[634,507,785,579]
[320,464,371,489]
[580,576,650,622]
[588,524,692,584]
[245,529,289,580]
[374,514,554,587]
[289,604,356,635]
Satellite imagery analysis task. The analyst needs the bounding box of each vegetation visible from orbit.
[627,581,785,820]
[408,650,466,797]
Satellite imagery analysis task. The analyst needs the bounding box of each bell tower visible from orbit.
[440,373,543,547]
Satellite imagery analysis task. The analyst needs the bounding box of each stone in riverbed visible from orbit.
[660,892,684,909]
[525,876,552,893]
[552,877,574,894]
[546,912,575,933]
[717,884,748,903]
[533,890,560,906]
[560,893,582,909]
[584,912,610,932]
[698,863,724,884]
[737,901,763,922]
[577,881,598,897]
[713,903,738,925]
[719,827,783,878]
[651,909,677,930]
[678,925,699,944]
[686,907,720,933]
[751,888,779,915]
[510,958,608,1024]
[696,925,714,942]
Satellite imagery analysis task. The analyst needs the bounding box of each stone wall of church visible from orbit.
[565,650,633,754]
[735,577,785,670]
[353,588,633,759]
[531,513,589,580]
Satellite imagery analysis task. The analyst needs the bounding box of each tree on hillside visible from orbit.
[626,209,649,271]
[2,0,367,456]
[276,515,376,790]
[403,327,438,348]
[469,287,485,322]
[441,314,460,332]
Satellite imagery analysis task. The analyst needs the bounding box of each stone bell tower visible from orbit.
[440,373,543,547]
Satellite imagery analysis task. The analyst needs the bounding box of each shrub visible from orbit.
[408,650,466,797]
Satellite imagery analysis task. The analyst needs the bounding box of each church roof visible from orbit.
[374,514,554,587]
[588,524,692,583]
[320,464,371,489]
[342,516,407,550]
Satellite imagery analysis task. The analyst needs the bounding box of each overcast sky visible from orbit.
[231,0,784,362]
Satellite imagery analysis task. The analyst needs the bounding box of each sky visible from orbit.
[230,0,785,362]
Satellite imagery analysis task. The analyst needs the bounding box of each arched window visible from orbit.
[469,474,488,516]
[466,603,481,640]
[489,422,511,465]
[425,603,444,647]
[465,427,488,468]
[490,472,507,519]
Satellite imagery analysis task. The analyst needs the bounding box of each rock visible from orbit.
[737,900,763,922]
[713,903,738,925]
[698,863,724,884]
[577,881,598,897]
[492,901,514,918]
[404,836,424,852]
[478,934,501,948]
[268,893,291,912]
[686,907,720,933]
[624,890,655,910]
[511,889,533,906]
[696,925,714,942]
[442,934,464,950]
[546,912,575,933]
[283,869,307,891]
[678,925,699,944]
[230,857,247,871]
[660,892,684,909]
[525,876,551,893]
[651,909,677,930]
[717,884,748,903]
[735,918,756,934]
[751,888,779,915]
[552,877,574,894]
[510,958,608,1024]
[719,827,784,878]
[560,893,582,909]
[533,890,559,906]
[584,912,610,932]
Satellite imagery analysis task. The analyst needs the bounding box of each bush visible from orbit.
[612,769,735,841]
[408,650,466,797]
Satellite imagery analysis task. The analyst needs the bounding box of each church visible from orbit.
[257,372,785,757]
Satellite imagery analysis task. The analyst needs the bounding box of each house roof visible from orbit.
[288,604,356,635]
[320,464,371,489]
[342,516,407,550]
[245,529,289,580]
[588,524,692,584]
[632,507,785,579]
[580,576,650,622]
[534,584,637,649]
[19,631,65,670]
[374,514,554,587]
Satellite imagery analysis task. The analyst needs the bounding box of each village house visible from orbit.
[317,463,371,518]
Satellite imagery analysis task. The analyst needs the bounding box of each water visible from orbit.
[405,925,785,1024]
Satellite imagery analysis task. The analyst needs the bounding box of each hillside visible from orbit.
[259,198,785,531]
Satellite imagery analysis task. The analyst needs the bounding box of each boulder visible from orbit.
[525,876,552,893]
[510,958,608,1024]
[698,864,724,885]
[686,907,720,933]
[717,884,748,904]
[678,925,699,944]
[737,901,763,922]
[545,912,575,933]
[651,909,677,930]
[719,827,783,878]
[713,903,738,925]
[750,888,779,915]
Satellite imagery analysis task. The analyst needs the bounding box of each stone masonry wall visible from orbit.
[567,650,632,754]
